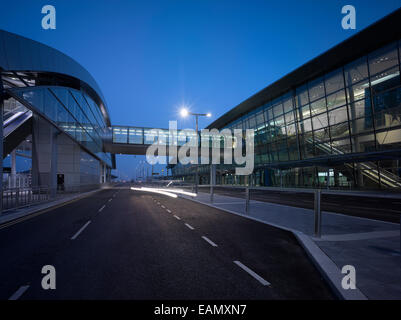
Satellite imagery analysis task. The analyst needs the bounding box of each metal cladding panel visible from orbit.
[0,29,110,125]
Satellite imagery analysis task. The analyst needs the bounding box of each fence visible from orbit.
[1,184,102,212]
[179,184,400,239]
[2,186,51,211]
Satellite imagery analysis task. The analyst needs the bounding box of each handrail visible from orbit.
[1,184,101,212]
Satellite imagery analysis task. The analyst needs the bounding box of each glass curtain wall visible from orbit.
[172,40,401,190]
[10,86,112,167]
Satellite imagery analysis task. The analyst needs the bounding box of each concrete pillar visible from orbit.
[31,116,39,188]
[31,115,59,196]
[0,79,4,214]
[11,150,16,188]
[210,164,216,203]
[99,162,103,184]
[50,129,58,198]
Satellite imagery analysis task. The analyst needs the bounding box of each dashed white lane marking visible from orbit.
[233,261,271,286]
[71,221,91,240]
[98,205,106,212]
[173,215,181,220]
[161,205,166,209]
[185,223,195,230]
[202,236,218,247]
[166,209,172,213]
[108,198,112,202]
[9,285,30,300]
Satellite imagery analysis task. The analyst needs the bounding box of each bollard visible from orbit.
[16,189,19,207]
[314,189,322,238]
[245,186,250,214]
[210,164,216,203]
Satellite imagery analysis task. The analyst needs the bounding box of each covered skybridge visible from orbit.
[105,125,241,156]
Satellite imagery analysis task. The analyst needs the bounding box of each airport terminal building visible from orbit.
[1,8,401,194]
[0,30,114,193]
[172,9,401,190]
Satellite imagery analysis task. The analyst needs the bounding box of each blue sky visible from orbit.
[1,0,400,179]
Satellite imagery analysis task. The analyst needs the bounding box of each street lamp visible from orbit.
[180,107,212,194]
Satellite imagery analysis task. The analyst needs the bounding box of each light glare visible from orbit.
[180,108,189,117]
[131,187,178,198]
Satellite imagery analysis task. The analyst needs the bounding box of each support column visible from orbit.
[31,115,59,196]
[50,128,58,198]
[99,163,103,184]
[210,164,216,203]
[0,78,4,215]
[31,115,40,187]
[11,150,16,188]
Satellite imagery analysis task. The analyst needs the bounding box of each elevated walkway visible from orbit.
[3,107,32,158]
[106,125,230,156]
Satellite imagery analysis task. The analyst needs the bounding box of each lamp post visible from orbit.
[180,108,211,194]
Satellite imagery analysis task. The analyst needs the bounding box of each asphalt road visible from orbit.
[196,186,401,223]
[0,187,334,299]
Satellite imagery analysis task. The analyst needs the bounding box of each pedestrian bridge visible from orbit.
[104,125,233,156]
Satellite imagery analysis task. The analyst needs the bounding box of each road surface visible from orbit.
[0,187,334,299]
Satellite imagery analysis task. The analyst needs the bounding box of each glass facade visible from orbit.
[10,86,113,167]
[173,40,401,190]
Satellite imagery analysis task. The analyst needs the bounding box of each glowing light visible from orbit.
[131,187,178,198]
[206,113,212,117]
[157,188,197,197]
[180,108,189,118]
[130,187,197,198]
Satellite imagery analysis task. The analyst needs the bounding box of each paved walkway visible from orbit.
[181,191,401,300]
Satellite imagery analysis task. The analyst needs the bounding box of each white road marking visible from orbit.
[71,221,91,240]
[161,205,166,209]
[108,198,112,202]
[98,205,106,212]
[166,209,172,213]
[185,223,195,230]
[233,261,271,286]
[173,215,181,220]
[9,285,30,300]
[202,236,218,247]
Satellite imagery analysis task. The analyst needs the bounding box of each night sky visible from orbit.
[1,0,400,179]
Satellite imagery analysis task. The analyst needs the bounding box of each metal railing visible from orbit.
[179,184,399,238]
[2,186,51,211]
[1,183,102,212]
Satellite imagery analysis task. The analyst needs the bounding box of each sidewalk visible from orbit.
[0,188,103,227]
[180,191,401,300]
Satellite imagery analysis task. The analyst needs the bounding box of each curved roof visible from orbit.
[207,7,401,130]
[0,29,111,126]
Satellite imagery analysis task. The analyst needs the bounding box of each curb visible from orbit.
[180,194,368,300]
